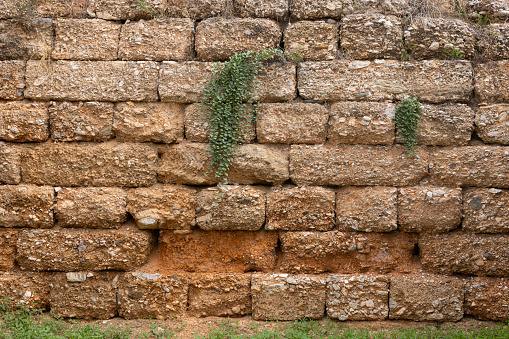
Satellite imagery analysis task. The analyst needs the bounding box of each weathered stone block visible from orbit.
[127,185,196,230]
[234,0,288,20]
[266,186,335,231]
[0,19,53,60]
[166,0,227,20]
[25,60,159,102]
[159,230,278,273]
[0,61,25,100]
[479,23,509,60]
[290,0,350,19]
[0,229,17,270]
[0,185,54,228]
[119,18,194,61]
[36,0,90,18]
[0,142,20,184]
[284,21,338,61]
[254,63,297,102]
[22,142,158,187]
[0,101,48,142]
[114,102,184,143]
[290,145,427,186]
[463,188,509,233]
[475,61,509,104]
[90,0,166,20]
[389,274,464,321]
[252,274,326,320]
[337,187,397,232]
[56,187,127,228]
[465,0,509,22]
[0,272,50,309]
[465,277,509,321]
[398,186,462,233]
[475,104,509,145]
[256,103,328,144]
[327,274,389,320]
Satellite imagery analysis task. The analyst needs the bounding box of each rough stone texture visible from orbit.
[0,19,53,60]
[465,277,509,321]
[49,101,114,141]
[159,230,278,273]
[475,61,509,104]
[0,61,25,100]
[0,229,17,270]
[398,186,462,233]
[0,142,21,184]
[55,187,127,228]
[0,272,51,309]
[479,23,509,60]
[475,104,509,145]
[253,63,297,102]
[166,0,227,20]
[284,21,338,61]
[114,102,185,143]
[52,19,120,61]
[50,272,118,319]
[118,272,188,319]
[290,0,350,19]
[25,60,159,102]
[327,274,389,320]
[36,0,90,18]
[428,146,509,188]
[196,185,265,231]
[298,60,473,103]
[336,187,397,232]
[119,18,194,61]
[127,185,196,230]
[290,145,427,186]
[266,186,335,231]
[16,226,153,271]
[466,0,509,22]
[280,231,418,274]
[340,14,403,60]
[0,185,54,228]
[90,0,166,20]
[0,100,49,142]
[420,232,509,276]
[22,142,158,187]
[463,188,509,233]
[389,274,465,321]
[252,274,326,320]
[195,18,281,61]
[187,273,252,317]
[234,0,288,20]
[328,102,395,145]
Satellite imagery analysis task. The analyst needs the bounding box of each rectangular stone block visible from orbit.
[90,0,166,20]
[22,142,157,187]
[429,146,509,188]
[463,188,509,233]
[119,18,194,61]
[290,0,350,19]
[465,277,509,321]
[475,104,509,145]
[398,186,462,233]
[475,61,509,104]
[0,229,17,270]
[337,187,397,232]
[327,274,389,320]
[0,272,50,309]
[166,0,227,19]
[266,186,335,231]
[290,145,427,186]
[389,274,464,321]
[298,60,473,103]
[0,142,20,184]
[0,185,54,228]
[114,102,184,143]
[0,19,53,60]
[50,272,118,319]
[252,274,326,320]
[253,63,297,102]
[0,100,48,142]
[0,61,25,100]
[118,272,188,319]
[480,23,509,60]
[284,21,338,61]
[256,103,328,144]
[127,185,196,230]
[159,230,278,273]
[280,231,418,274]
[36,0,90,18]
[234,0,288,20]
[187,273,252,317]
[25,60,159,102]
[52,19,120,60]
[420,232,509,276]
[16,226,153,271]
[55,187,127,228]
[328,102,395,145]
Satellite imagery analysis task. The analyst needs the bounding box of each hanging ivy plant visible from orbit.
[394,97,422,156]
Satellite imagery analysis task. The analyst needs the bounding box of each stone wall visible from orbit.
[0,0,509,321]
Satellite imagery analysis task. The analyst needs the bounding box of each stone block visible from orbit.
[465,0,509,22]
[252,274,326,320]
[0,19,53,60]
[475,104,509,145]
[114,102,185,143]
[463,188,509,233]
[0,229,17,270]
[398,186,462,233]
[119,18,194,61]
[290,145,427,186]
[266,186,335,231]
[479,23,509,60]
[0,272,51,309]
[465,277,509,321]
[0,142,20,184]
[328,102,395,145]
[429,146,509,188]
[327,274,389,320]
[166,0,227,20]
[284,21,338,61]
[336,187,397,232]
[159,230,278,273]
[127,185,196,230]
[90,0,166,20]
[290,0,350,19]
[234,0,288,20]
[0,185,54,228]
[55,187,127,228]
[256,103,328,144]
[36,0,90,18]
[0,61,25,100]
[0,100,49,142]
[25,60,159,102]
[475,61,509,104]
[22,142,158,187]
[253,63,297,102]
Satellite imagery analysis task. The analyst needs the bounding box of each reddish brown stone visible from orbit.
[290,0,350,19]
[284,21,338,61]
[0,185,54,228]
[0,272,51,309]
[475,104,509,145]
[0,19,53,60]
[475,61,509,104]
[234,0,288,20]
[0,142,20,184]
[0,229,17,270]
[463,188,509,233]
[166,0,227,20]
[90,0,166,20]
[0,101,48,142]
[465,277,509,321]
[0,61,25,100]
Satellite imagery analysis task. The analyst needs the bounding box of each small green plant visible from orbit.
[442,45,465,59]
[394,97,422,156]
[475,13,491,25]
[400,44,416,61]
[137,1,157,17]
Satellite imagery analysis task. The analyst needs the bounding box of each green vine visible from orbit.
[394,97,422,156]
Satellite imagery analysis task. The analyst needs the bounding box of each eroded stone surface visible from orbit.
[90,0,166,20]
[290,0,350,19]
[0,61,25,100]
[0,185,54,228]
[466,0,509,22]
[479,23,509,60]
[0,19,53,60]
[0,100,49,142]
[284,21,338,61]
[37,0,90,18]
[463,188,509,233]
[475,104,509,145]
[0,229,17,270]
[0,272,50,309]
[166,0,227,19]
[0,142,20,184]
[475,61,509,104]
[234,0,288,20]
[465,277,509,321]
